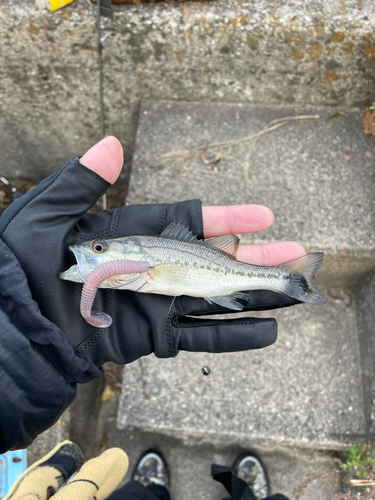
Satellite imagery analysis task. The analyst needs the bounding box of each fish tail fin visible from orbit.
[278,252,326,305]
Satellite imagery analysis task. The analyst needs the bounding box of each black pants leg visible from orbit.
[212,465,290,500]
[106,480,171,500]
[106,470,289,500]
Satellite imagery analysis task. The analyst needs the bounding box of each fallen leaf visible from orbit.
[101,385,116,402]
[362,107,375,136]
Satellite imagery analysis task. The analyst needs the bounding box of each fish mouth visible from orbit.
[59,264,83,282]
[59,245,94,283]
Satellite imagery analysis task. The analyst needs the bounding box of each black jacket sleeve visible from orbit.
[0,238,102,453]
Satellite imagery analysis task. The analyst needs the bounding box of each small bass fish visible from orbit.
[60,222,326,328]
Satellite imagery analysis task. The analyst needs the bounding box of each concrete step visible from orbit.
[115,100,375,453]
[127,100,375,287]
[117,296,366,450]
[113,274,375,499]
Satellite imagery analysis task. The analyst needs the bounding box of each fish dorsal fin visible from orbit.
[161,222,240,257]
[161,222,199,243]
[205,235,240,256]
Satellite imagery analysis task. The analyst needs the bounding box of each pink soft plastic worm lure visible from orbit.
[80,260,150,328]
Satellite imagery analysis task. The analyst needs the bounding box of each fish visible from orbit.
[59,221,326,328]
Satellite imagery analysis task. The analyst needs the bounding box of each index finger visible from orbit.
[202,205,274,238]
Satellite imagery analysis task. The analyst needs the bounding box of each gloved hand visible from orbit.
[0,137,304,367]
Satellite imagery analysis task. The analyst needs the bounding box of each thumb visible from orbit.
[80,136,123,184]
[0,137,123,236]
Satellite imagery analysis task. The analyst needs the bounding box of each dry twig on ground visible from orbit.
[154,114,320,183]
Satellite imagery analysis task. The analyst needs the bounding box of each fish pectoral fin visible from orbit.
[99,273,143,289]
[150,263,188,284]
[206,292,250,311]
[204,235,240,257]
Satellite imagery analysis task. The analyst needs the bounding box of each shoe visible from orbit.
[4,441,84,499]
[132,450,169,489]
[233,453,270,500]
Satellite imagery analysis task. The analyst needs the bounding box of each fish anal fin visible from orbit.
[206,292,250,311]
[205,235,240,257]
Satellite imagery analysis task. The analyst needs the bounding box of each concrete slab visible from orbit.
[128,101,375,287]
[107,427,340,500]
[117,296,366,450]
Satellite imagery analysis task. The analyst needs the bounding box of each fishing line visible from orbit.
[180,351,203,370]
[167,295,177,318]
[96,0,111,212]
[153,300,260,422]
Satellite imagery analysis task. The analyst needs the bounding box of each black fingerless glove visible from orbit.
[0,157,299,368]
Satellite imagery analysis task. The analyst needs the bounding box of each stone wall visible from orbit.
[1,0,374,180]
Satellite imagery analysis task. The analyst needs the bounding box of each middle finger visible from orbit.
[236,241,306,266]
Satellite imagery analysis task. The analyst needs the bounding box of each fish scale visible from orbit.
[136,235,285,298]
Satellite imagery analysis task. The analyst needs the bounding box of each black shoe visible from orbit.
[233,453,270,499]
[132,450,169,490]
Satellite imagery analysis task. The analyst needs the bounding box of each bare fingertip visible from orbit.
[80,136,123,184]
[288,241,306,257]
[261,205,275,228]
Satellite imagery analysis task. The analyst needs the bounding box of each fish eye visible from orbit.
[92,239,108,253]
